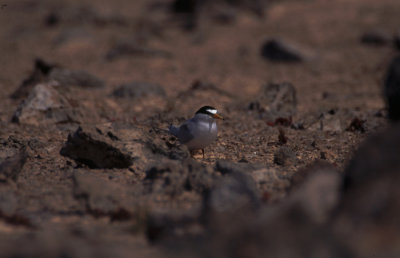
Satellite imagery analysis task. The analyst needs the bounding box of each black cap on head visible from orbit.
[195,106,218,115]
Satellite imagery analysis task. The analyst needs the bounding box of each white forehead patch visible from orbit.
[206,109,217,114]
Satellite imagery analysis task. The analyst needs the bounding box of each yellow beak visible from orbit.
[213,113,224,120]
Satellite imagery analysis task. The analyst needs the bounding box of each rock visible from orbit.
[343,124,400,190]
[144,159,215,196]
[321,117,342,132]
[261,39,308,62]
[44,12,59,27]
[215,160,290,201]
[202,170,260,217]
[0,149,27,182]
[143,127,190,161]
[360,30,392,46]
[395,30,400,50]
[250,82,297,121]
[112,81,166,99]
[49,68,105,88]
[172,0,199,14]
[0,189,18,217]
[215,159,261,175]
[171,0,266,18]
[290,160,336,188]
[172,189,351,258]
[345,117,366,133]
[273,146,297,166]
[0,187,33,228]
[146,211,201,243]
[288,161,341,223]
[11,59,57,99]
[46,5,127,27]
[11,59,104,100]
[60,126,133,169]
[145,141,190,161]
[12,82,81,125]
[72,169,134,218]
[335,124,400,257]
[106,41,172,61]
[384,56,400,121]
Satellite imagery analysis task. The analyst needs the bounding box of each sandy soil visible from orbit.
[0,0,399,257]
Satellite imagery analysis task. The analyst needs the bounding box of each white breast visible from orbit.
[185,115,218,150]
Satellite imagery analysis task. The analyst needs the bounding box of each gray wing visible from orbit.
[176,121,195,144]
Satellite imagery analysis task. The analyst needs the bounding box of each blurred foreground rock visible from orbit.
[0,149,27,182]
[335,124,400,257]
[12,82,83,125]
[384,56,400,121]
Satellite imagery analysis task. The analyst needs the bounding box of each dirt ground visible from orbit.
[0,0,400,257]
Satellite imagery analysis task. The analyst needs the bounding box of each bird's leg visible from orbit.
[201,149,205,159]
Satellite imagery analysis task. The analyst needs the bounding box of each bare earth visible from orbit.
[0,0,399,257]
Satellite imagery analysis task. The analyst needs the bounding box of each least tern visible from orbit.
[169,106,223,157]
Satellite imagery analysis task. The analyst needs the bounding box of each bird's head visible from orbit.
[195,106,224,120]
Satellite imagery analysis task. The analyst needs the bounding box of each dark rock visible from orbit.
[73,169,134,218]
[112,81,166,99]
[11,59,104,100]
[278,127,288,144]
[216,160,290,201]
[261,39,307,62]
[336,124,400,257]
[145,159,215,196]
[0,149,27,182]
[250,82,297,121]
[172,0,199,14]
[146,212,200,243]
[0,190,17,217]
[202,170,260,217]
[44,12,60,27]
[360,30,392,46]
[384,56,400,121]
[215,159,260,175]
[345,117,366,133]
[290,160,336,189]
[11,59,57,99]
[171,0,266,18]
[395,30,400,50]
[287,161,341,223]
[106,41,172,61]
[173,191,351,258]
[273,146,297,166]
[12,82,82,125]
[343,124,400,191]
[60,126,133,169]
[144,133,190,161]
[49,68,105,88]
[0,188,34,228]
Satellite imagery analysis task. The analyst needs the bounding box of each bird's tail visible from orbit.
[168,125,179,137]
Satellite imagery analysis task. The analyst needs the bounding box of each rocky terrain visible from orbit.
[0,0,400,257]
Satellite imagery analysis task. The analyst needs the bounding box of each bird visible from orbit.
[169,106,223,157]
